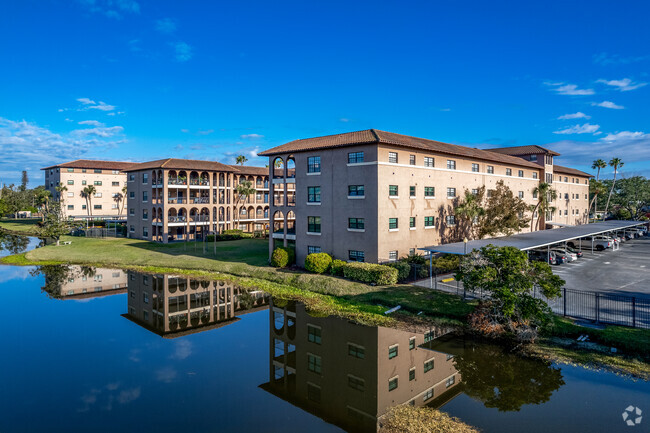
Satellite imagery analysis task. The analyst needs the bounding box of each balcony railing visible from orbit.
[168,216,187,223]
[168,179,187,186]
[190,215,210,222]
[190,179,210,186]
[191,197,210,204]
[168,198,187,204]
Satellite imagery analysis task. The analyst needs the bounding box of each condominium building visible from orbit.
[262,299,461,432]
[42,160,135,219]
[124,158,271,242]
[259,130,591,264]
[41,266,128,300]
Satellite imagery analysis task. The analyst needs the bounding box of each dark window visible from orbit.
[307,186,321,203]
[388,345,398,359]
[348,376,365,391]
[424,359,434,372]
[307,325,321,344]
[348,218,365,230]
[409,154,416,165]
[518,170,524,177]
[409,217,415,228]
[94,181,102,186]
[307,384,321,403]
[409,369,415,381]
[348,185,365,196]
[348,344,365,359]
[447,160,456,170]
[308,354,321,373]
[409,186,416,197]
[424,156,434,168]
[487,165,494,174]
[112,181,119,186]
[388,152,398,163]
[388,377,398,391]
[348,152,364,164]
[425,216,435,227]
[308,246,321,254]
[446,215,456,226]
[409,337,416,350]
[447,187,456,198]
[308,216,321,233]
[349,250,365,262]
[530,154,537,161]
[307,156,321,173]
[424,187,435,197]
[94,169,102,173]
[389,218,398,230]
[93,204,102,210]
[389,185,398,196]
[506,168,512,176]
[471,163,479,172]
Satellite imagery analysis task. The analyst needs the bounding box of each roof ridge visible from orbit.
[369,129,381,142]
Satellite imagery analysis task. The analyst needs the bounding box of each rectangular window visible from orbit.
[348,375,365,392]
[425,216,435,227]
[564,177,568,182]
[129,174,135,182]
[409,186,416,197]
[93,169,102,174]
[307,186,321,203]
[348,218,365,230]
[424,359,434,373]
[307,216,321,233]
[409,337,416,350]
[93,204,102,210]
[112,181,120,186]
[66,168,74,172]
[348,343,365,359]
[388,152,398,163]
[506,168,512,176]
[389,185,398,197]
[307,354,322,374]
[129,208,134,216]
[409,368,416,381]
[67,180,74,185]
[388,377,398,391]
[424,156,434,168]
[518,170,524,177]
[94,181,103,186]
[349,250,365,262]
[423,388,434,401]
[533,191,538,199]
[409,154,416,165]
[447,187,456,198]
[308,246,321,254]
[446,376,456,388]
[487,165,494,174]
[424,186,435,197]
[471,189,479,195]
[389,218,398,230]
[530,154,538,161]
[532,172,538,179]
[112,170,119,174]
[388,250,398,261]
[446,215,456,226]
[94,192,102,198]
[409,217,415,228]
[307,325,321,344]
[142,173,149,184]
[129,225,134,232]
[447,160,456,170]
[81,180,87,185]
[388,344,398,359]
[518,191,524,199]
[424,330,435,342]
[67,192,74,197]
[67,205,74,210]
[307,384,321,403]
[348,185,364,196]
[142,191,148,202]
[307,156,321,173]
[409,248,415,255]
[471,163,479,172]
[348,152,364,164]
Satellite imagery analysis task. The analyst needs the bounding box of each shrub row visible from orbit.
[341,262,398,285]
[206,233,246,242]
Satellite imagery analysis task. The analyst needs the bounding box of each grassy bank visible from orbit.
[0,218,41,235]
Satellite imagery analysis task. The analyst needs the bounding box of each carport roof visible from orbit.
[420,221,647,255]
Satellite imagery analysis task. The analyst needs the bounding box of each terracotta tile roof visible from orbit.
[487,145,560,156]
[41,159,137,171]
[259,129,543,169]
[553,164,593,178]
[228,165,269,176]
[123,158,237,172]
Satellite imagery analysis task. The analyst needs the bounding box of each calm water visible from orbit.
[0,235,648,433]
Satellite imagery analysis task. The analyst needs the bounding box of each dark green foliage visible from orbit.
[304,252,333,274]
[206,233,247,242]
[329,259,346,276]
[342,262,398,285]
[387,261,411,282]
[271,246,295,268]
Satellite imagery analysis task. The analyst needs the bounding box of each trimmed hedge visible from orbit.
[330,259,346,276]
[305,253,333,274]
[271,247,295,268]
[387,261,411,282]
[206,233,245,242]
[342,262,398,285]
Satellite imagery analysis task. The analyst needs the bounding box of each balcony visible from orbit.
[190,215,210,222]
[168,179,187,186]
[190,197,210,204]
[168,198,187,204]
[190,179,210,186]
[168,216,187,223]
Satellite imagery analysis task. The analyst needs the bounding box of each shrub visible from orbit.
[404,253,426,265]
[271,247,295,268]
[342,262,398,285]
[223,229,243,235]
[304,253,333,274]
[330,259,346,276]
[387,261,411,282]
[206,233,246,242]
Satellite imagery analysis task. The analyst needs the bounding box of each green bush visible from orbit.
[387,261,411,282]
[304,253,333,274]
[223,229,244,235]
[342,262,398,285]
[206,233,246,242]
[404,253,426,265]
[271,247,295,268]
[330,259,346,276]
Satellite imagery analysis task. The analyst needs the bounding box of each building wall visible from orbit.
[550,174,590,225]
[44,167,127,218]
[47,267,128,299]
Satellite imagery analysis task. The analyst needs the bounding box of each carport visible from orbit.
[419,220,647,288]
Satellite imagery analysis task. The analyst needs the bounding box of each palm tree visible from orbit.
[121,185,127,215]
[590,159,607,217]
[530,182,557,231]
[603,158,624,220]
[233,180,256,229]
[114,192,124,216]
[235,155,248,166]
[55,183,68,216]
[587,181,607,222]
[455,187,485,239]
[81,185,97,216]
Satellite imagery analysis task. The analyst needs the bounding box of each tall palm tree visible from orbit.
[590,159,607,217]
[530,182,557,231]
[81,185,97,216]
[233,180,256,229]
[603,158,624,219]
[121,185,127,215]
[55,183,68,215]
[235,155,248,166]
[114,192,124,216]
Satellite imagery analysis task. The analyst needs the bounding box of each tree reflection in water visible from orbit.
[31,265,97,299]
[452,339,565,412]
[0,233,32,255]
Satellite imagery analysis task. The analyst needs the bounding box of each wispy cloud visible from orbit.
[78,120,104,127]
[77,0,140,19]
[72,125,124,137]
[241,133,263,139]
[170,340,192,360]
[155,18,176,33]
[197,129,214,136]
[75,98,116,112]
[601,131,650,141]
[596,78,647,91]
[591,100,624,109]
[553,123,600,135]
[558,112,591,120]
[339,118,350,122]
[171,42,193,62]
[545,82,595,96]
[593,52,649,66]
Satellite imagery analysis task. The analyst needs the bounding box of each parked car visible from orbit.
[529,250,564,265]
[566,237,611,251]
[565,246,584,258]
[551,248,578,262]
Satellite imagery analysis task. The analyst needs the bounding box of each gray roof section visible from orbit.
[420,221,647,255]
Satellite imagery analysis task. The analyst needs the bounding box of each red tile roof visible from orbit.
[41,159,136,171]
[259,129,543,169]
[554,165,593,178]
[123,158,237,172]
[487,145,560,156]
[229,165,269,176]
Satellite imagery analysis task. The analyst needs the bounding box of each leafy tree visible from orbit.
[603,157,624,219]
[235,155,248,165]
[605,176,650,220]
[588,180,607,219]
[455,187,486,240]
[19,170,29,192]
[530,182,557,231]
[55,182,68,214]
[456,245,564,341]
[0,184,28,217]
[477,181,529,238]
[81,185,97,216]
[37,202,71,245]
[590,159,607,214]
[233,180,256,228]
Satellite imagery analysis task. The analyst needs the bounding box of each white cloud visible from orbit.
[170,340,192,360]
[597,78,647,91]
[591,100,624,109]
[78,120,105,127]
[558,112,591,120]
[593,52,649,66]
[553,123,601,135]
[339,118,349,122]
[240,133,263,139]
[600,131,649,141]
[180,129,189,133]
[88,101,116,111]
[77,97,96,105]
[75,98,116,112]
[197,129,214,135]
[116,387,141,404]
[547,132,650,169]
[546,82,595,96]
[72,125,124,137]
[171,42,193,62]
[156,18,176,33]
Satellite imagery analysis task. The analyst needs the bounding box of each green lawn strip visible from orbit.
[0,218,42,235]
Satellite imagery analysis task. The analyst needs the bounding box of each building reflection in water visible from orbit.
[123,271,269,338]
[260,299,462,433]
[36,265,128,300]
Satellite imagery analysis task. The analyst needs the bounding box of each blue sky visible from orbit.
[1,0,649,186]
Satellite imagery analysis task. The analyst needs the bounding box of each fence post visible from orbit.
[563,288,566,317]
[595,293,600,323]
[632,297,636,328]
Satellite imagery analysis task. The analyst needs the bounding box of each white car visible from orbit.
[551,248,578,262]
[567,237,611,251]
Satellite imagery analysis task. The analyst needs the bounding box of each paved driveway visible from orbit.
[551,237,650,298]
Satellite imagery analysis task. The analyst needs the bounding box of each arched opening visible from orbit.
[189,171,200,186]
[273,210,285,235]
[167,170,177,185]
[219,172,225,187]
[273,157,284,179]
[286,155,296,178]
[256,206,264,219]
[286,210,296,235]
[199,171,209,186]
[264,206,269,219]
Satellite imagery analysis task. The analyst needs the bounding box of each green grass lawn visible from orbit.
[0,218,41,235]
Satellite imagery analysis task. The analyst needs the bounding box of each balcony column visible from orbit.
[283,214,288,247]
[162,170,169,243]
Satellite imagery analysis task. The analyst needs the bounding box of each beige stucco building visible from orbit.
[42,266,128,299]
[42,160,135,219]
[123,158,271,242]
[260,130,591,264]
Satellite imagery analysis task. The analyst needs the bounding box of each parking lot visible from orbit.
[551,237,650,298]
